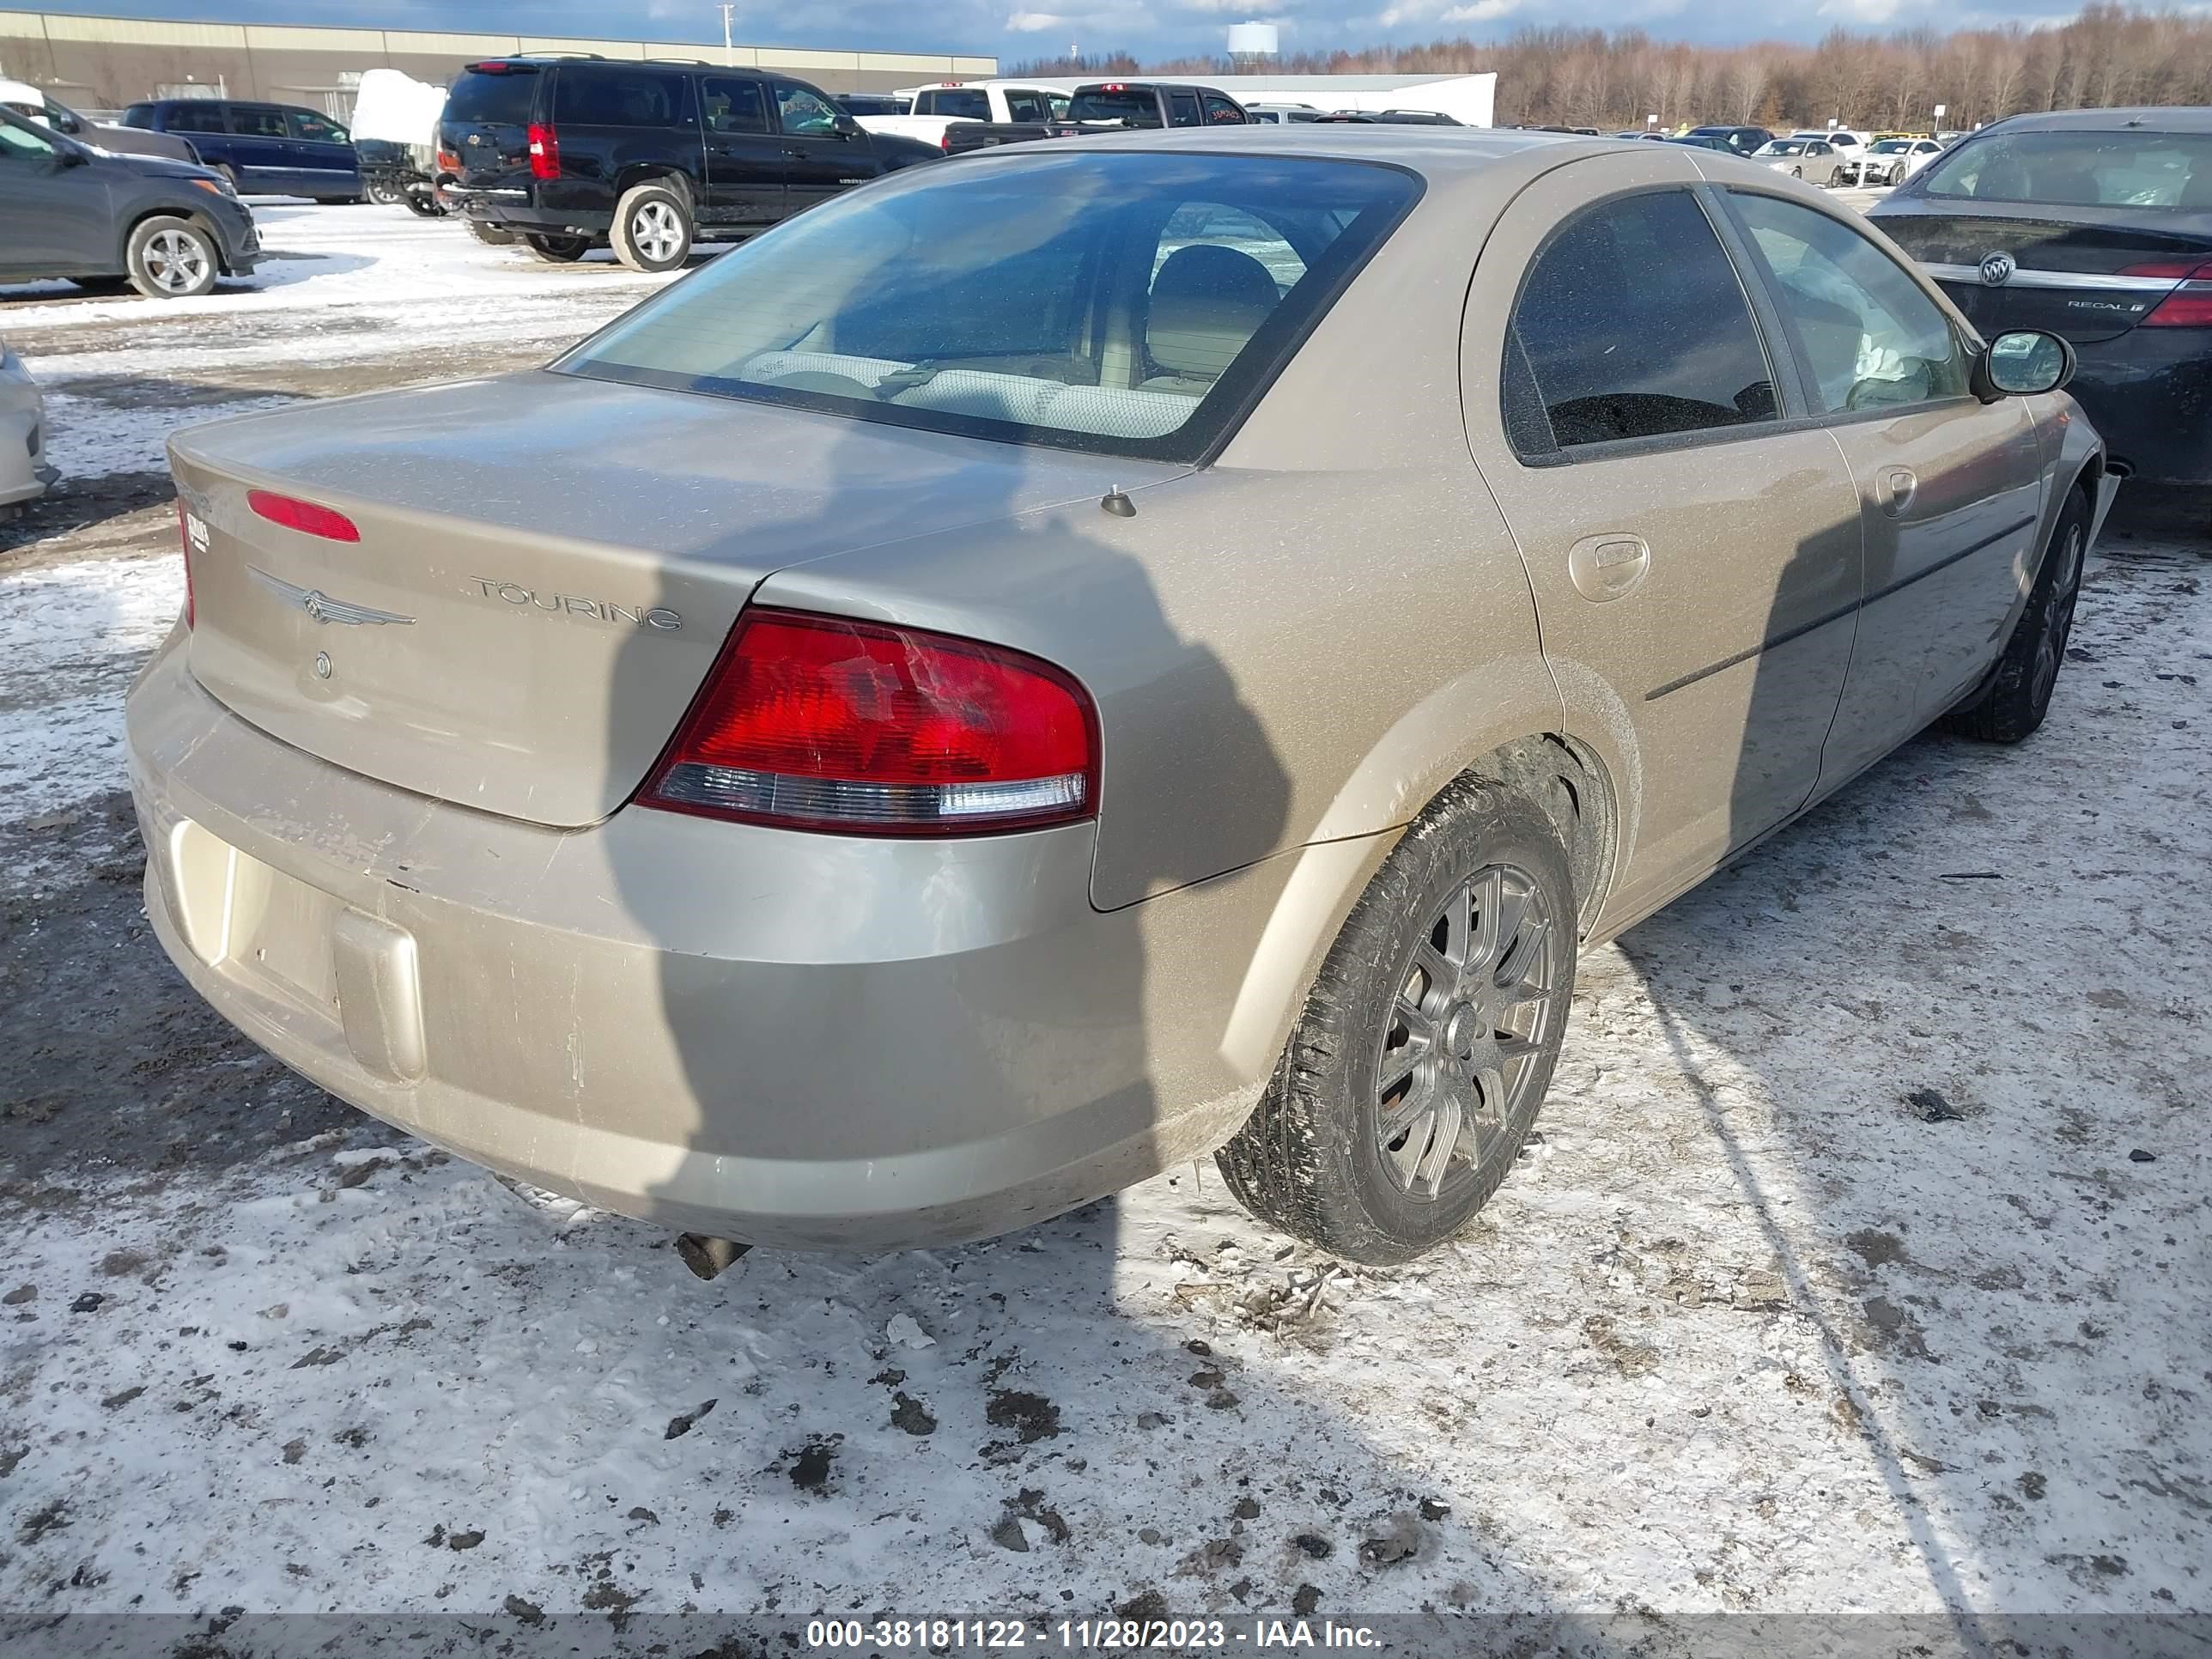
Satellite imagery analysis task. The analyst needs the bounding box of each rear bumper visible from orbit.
[126,631,1304,1250]
[452,191,612,236]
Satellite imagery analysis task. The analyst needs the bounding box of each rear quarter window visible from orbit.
[554,69,690,128]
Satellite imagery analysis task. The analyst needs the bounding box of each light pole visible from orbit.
[718,3,736,64]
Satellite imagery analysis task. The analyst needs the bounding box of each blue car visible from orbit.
[118,99,361,202]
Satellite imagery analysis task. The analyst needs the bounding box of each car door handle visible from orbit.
[1566,532,1651,602]
[1879,467,1917,517]
[781,146,808,159]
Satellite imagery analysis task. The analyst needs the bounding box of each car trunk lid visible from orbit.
[1878,205,2212,343]
[171,370,1182,828]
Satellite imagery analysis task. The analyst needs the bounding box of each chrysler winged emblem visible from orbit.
[249,567,415,627]
[1978,251,2016,287]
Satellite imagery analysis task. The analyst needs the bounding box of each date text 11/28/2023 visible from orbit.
[805,1618,1384,1650]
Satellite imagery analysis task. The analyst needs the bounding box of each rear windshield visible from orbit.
[558,151,1419,463]
[1923,130,2212,210]
[1068,90,1160,128]
[445,68,538,126]
[918,88,988,120]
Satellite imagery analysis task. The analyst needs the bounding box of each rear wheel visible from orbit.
[522,233,592,263]
[465,219,516,247]
[125,216,220,299]
[611,182,693,273]
[366,178,406,206]
[1217,777,1577,1265]
[402,191,447,218]
[1942,487,2091,744]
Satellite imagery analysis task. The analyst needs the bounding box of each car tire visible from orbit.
[66,274,134,294]
[124,216,220,300]
[1942,486,2092,744]
[465,219,516,247]
[1216,776,1578,1265]
[367,178,405,206]
[1790,166,1803,178]
[522,233,592,263]
[402,192,447,218]
[611,182,694,273]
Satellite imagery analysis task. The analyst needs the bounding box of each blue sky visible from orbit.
[40,0,2099,64]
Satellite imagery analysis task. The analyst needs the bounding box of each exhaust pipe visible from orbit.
[674,1233,750,1280]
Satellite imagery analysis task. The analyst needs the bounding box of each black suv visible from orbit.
[439,58,939,270]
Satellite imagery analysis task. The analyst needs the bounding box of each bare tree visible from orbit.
[1013,6,2212,132]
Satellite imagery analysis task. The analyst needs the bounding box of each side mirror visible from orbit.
[53,146,87,168]
[834,113,860,137]
[1972,330,2075,402]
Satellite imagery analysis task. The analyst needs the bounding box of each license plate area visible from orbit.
[167,817,340,1013]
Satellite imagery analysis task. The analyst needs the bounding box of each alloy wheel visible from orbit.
[631,201,684,263]
[1374,863,1560,1201]
[143,229,210,294]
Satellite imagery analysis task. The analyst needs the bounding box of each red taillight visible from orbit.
[527,121,560,180]
[641,610,1097,836]
[2118,258,2212,326]
[175,499,194,629]
[247,489,360,543]
[940,130,954,151]
[435,148,460,173]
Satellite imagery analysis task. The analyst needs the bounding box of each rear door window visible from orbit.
[702,76,769,134]
[1728,191,1970,413]
[1169,91,1204,128]
[231,106,289,139]
[164,103,228,134]
[553,68,691,129]
[444,69,538,126]
[1504,188,1779,457]
[1002,89,1055,124]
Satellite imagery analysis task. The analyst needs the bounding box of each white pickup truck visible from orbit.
[856,82,1073,153]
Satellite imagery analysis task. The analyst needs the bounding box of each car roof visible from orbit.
[961,121,1604,175]
[1984,106,2212,133]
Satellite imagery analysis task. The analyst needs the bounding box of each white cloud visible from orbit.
[1006,9,1069,28]
[1441,0,1517,19]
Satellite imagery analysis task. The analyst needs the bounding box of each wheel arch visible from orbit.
[1217,719,1626,1085]
[117,205,236,276]
[614,166,694,204]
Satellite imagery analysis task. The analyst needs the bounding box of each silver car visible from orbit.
[130,131,2111,1264]
[0,335,56,515]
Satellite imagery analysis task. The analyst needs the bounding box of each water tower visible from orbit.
[1227,21,1279,73]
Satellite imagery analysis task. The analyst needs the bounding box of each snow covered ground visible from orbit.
[1,204,2207,1655]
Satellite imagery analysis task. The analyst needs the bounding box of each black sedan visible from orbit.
[1873,106,2212,485]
